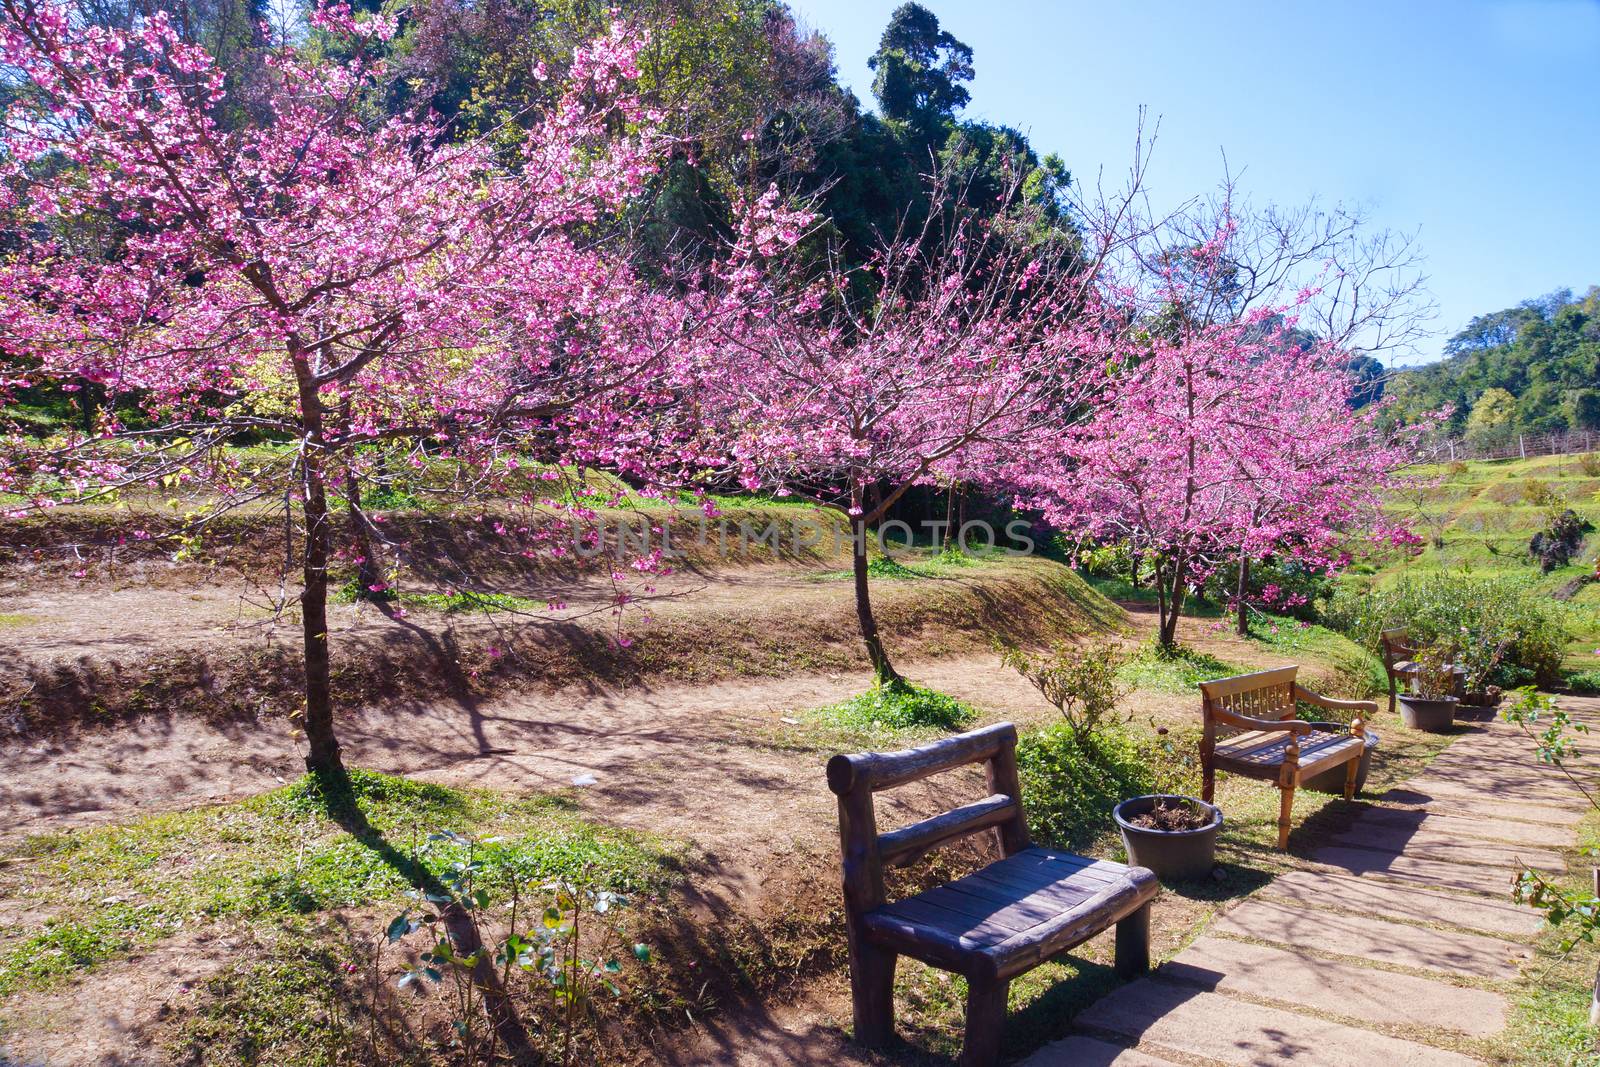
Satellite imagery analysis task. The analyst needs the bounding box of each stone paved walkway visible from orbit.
[1022,695,1599,1067]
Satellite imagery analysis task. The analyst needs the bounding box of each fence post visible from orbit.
[1519,435,1526,459]
[1448,440,1456,461]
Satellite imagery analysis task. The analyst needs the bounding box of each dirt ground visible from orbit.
[0,549,1355,1067]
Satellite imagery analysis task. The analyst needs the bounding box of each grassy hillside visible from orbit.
[1353,453,1600,670]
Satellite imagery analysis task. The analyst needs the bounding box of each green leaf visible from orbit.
[632,943,651,962]
[386,913,412,943]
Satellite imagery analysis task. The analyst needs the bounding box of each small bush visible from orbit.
[1524,479,1567,509]
[1579,453,1600,478]
[1016,724,1152,850]
[999,639,1128,742]
[1567,670,1600,695]
[1323,572,1568,686]
[819,682,978,731]
[1530,508,1590,572]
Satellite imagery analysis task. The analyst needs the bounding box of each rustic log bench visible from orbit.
[826,722,1159,1067]
[1199,666,1376,849]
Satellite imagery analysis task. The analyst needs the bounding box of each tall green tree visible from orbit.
[868,2,973,135]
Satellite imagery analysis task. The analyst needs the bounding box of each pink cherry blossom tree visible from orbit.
[0,2,691,776]
[688,176,1121,685]
[1026,231,1417,649]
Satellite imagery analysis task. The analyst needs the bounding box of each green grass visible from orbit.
[168,945,362,1067]
[332,580,540,614]
[0,771,674,1000]
[812,546,994,583]
[1115,643,1239,694]
[0,612,35,628]
[1240,615,1391,698]
[1079,574,1226,617]
[1372,455,1600,673]
[813,681,979,735]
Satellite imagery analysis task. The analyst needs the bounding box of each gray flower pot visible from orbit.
[1113,794,1222,881]
[1301,722,1379,795]
[1398,694,1458,732]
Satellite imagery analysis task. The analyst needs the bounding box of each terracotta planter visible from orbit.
[1398,694,1457,732]
[1301,723,1379,795]
[1113,794,1222,881]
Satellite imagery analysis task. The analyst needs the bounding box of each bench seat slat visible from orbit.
[1214,730,1360,777]
[862,847,1159,980]
[918,872,1109,938]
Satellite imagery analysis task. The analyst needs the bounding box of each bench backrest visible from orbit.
[1378,628,1415,668]
[1198,666,1299,742]
[826,722,1031,917]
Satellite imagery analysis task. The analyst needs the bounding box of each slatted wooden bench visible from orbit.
[826,722,1159,1067]
[1199,666,1376,849]
[1379,627,1465,715]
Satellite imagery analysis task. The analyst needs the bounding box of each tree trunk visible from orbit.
[850,512,902,687]
[1158,555,1186,649]
[293,345,344,779]
[1129,549,1141,589]
[300,452,344,777]
[1235,554,1250,636]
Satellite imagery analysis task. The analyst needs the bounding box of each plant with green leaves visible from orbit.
[1324,571,1567,687]
[999,639,1129,743]
[1407,641,1460,700]
[1501,688,1600,1024]
[380,830,651,1065]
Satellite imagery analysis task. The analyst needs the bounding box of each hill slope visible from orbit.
[1359,454,1600,669]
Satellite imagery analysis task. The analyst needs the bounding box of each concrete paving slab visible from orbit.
[1309,845,1526,897]
[1072,980,1480,1066]
[1211,898,1528,979]
[1323,828,1566,872]
[1378,787,1584,826]
[1407,772,1583,802]
[1347,807,1575,848]
[1258,870,1544,937]
[1018,1035,1186,1066]
[1160,938,1507,1036]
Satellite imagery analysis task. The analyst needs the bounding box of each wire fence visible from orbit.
[1421,428,1600,464]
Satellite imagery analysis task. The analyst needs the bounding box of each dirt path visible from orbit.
[2,653,1093,847]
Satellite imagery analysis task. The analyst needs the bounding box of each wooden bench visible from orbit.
[826,722,1159,1067]
[1379,627,1466,716]
[1199,667,1376,850]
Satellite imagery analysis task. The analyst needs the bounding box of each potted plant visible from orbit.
[1112,725,1220,880]
[1398,641,1459,731]
[1114,793,1223,880]
[1457,624,1509,709]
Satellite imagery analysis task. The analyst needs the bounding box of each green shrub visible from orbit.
[1567,670,1600,695]
[998,639,1128,742]
[1016,724,1152,850]
[1323,572,1567,686]
[818,682,978,731]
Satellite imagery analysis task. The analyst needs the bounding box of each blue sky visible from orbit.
[788,0,1600,365]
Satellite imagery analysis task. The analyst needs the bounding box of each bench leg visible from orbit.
[848,939,896,1048]
[959,976,1009,1067]
[1115,901,1152,979]
[1201,763,1215,804]
[1344,754,1360,801]
[1276,782,1295,850]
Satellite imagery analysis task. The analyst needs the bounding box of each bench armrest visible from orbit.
[1294,685,1378,719]
[1211,707,1313,735]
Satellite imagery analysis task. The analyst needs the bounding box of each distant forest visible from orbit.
[1391,287,1600,444]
